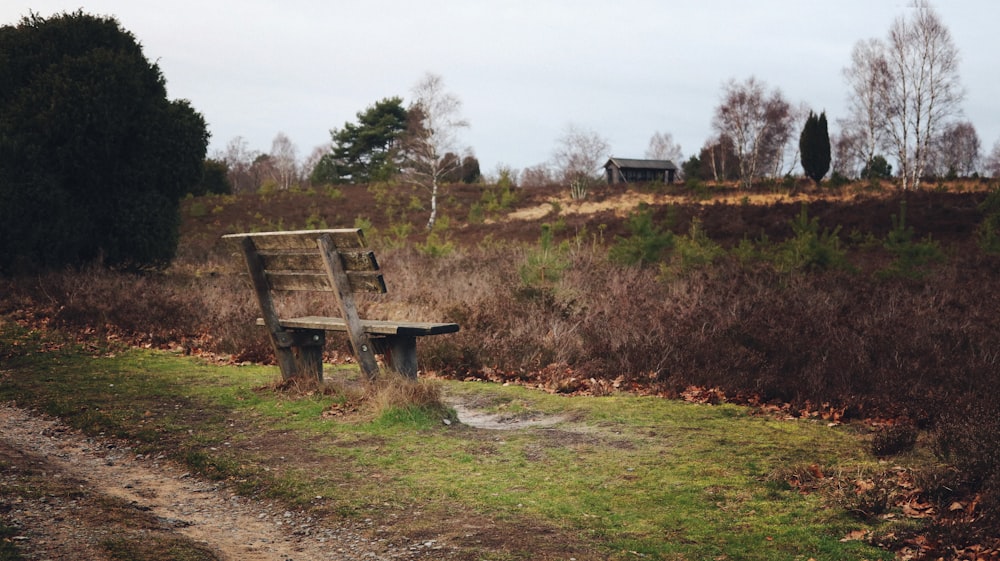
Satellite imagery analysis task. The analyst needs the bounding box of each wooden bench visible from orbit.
[223,228,458,381]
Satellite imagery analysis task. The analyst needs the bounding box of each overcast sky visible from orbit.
[3,1,998,176]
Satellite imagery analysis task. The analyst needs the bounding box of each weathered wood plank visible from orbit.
[239,236,301,380]
[258,251,325,272]
[373,336,419,378]
[266,272,331,291]
[318,233,381,380]
[265,271,386,293]
[259,250,379,274]
[223,229,366,251]
[258,316,460,336]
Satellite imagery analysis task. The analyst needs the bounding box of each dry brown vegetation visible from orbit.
[3,178,1000,553]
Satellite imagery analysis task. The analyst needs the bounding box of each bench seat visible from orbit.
[258,316,459,336]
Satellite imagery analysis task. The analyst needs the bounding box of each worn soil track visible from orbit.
[0,403,449,561]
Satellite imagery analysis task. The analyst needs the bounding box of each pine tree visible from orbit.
[799,111,831,184]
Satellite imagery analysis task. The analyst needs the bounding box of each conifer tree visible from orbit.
[800,111,831,184]
[0,11,208,272]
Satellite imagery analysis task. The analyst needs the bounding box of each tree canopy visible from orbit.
[312,97,408,185]
[799,111,831,184]
[712,77,793,189]
[843,3,964,189]
[0,11,208,272]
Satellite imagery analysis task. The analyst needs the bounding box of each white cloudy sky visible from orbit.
[3,1,998,175]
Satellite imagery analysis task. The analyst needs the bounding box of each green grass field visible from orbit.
[0,321,911,560]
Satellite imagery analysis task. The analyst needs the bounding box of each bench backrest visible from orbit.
[224,228,386,379]
[223,229,386,294]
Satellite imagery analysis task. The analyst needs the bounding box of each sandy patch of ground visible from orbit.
[502,189,855,223]
[0,403,444,561]
[450,403,569,431]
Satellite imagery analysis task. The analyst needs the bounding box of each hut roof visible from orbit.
[605,157,678,171]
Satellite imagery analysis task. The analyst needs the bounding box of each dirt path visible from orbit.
[0,403,445,561]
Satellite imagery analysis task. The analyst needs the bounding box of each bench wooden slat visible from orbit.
[317,233,381,378]
[259,250,379,273]
[223,229,367,251]
[265,271,387,293]
[225,227,457,380]
[257,316,460,336]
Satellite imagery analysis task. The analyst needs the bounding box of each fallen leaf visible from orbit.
[855,479,875,494]
[902,501,934,518]
[840,529,869,542]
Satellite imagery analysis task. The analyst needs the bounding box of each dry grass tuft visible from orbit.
[362,372,449,416]
[261,375,332,396]
[258,370,451,423]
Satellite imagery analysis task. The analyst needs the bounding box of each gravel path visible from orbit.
[0,403,449,561]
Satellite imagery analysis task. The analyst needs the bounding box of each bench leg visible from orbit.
[272,330,325,381]
[374,336,418,379]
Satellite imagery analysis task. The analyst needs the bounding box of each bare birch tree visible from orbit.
[269,132,298,190]
[301,145,330,189]
[881,2,964,189]
[399,72,469,229]
[711,77,792,189]
[932,120,980,178]
[771,102,809,178]
[842,38,893,173]
[218,136,261,194]
[832,129,865,178]
[986,140,1000,179]
[645,131,684,163]
[551,124,610,184]
[699,135,739,182]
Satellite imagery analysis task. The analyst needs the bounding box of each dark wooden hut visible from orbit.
[604,157,678,184]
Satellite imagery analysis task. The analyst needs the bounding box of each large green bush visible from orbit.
[0,11,208,272]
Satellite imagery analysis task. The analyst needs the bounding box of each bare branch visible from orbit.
[645,131,684,163]
[878,4,964,189]
[712,77,793,188]
[551,124,610,183]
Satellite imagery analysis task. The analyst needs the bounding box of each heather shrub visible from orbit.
[933,395,1000,521]
[828,470,900,522]
[6,186,1000,438]
[870,423,918,457]
[976,186,1000,253]
[195,275,272,362]
[18,267,206,347]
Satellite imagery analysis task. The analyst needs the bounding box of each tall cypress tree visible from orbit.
[800,111,831,184]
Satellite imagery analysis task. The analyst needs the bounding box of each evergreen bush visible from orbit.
[609,204,676,266]
[0,11,208,272]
